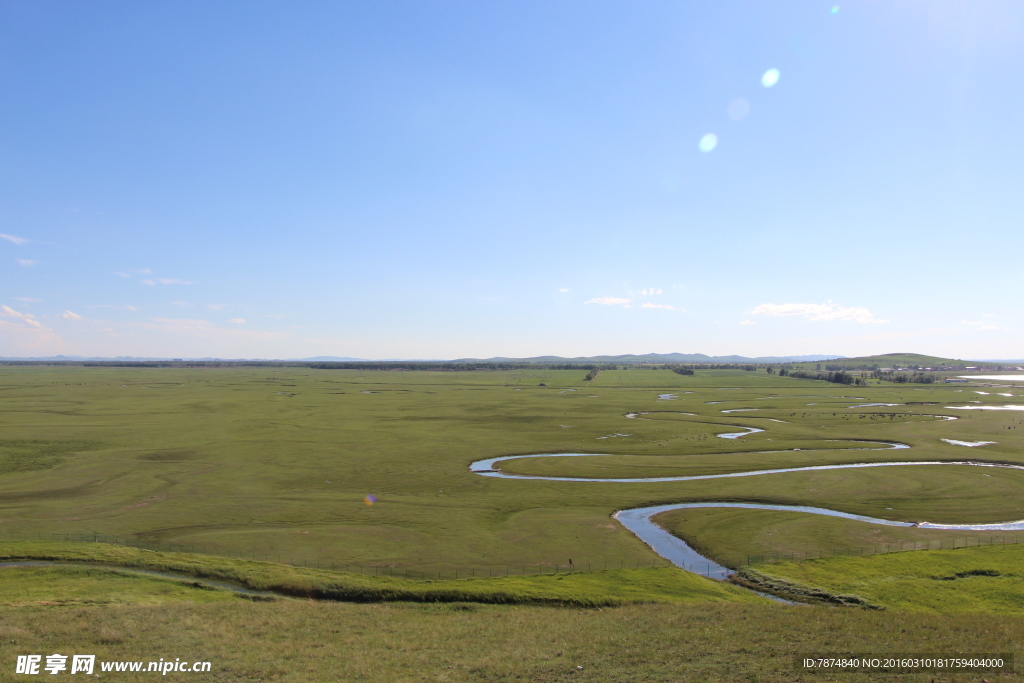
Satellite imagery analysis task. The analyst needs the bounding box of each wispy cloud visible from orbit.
[207,303,228,310]
[228,318,246,324]
[265,314,288,319]
[739,320,756,325]
[16,259,39,267]
[960,320,1003,331]
[116,268,152,278]
[639,288,663,296]
[559,288,569,293]
[1,305,45,329]
[751,301,888,324]
[0,305,69,352]
[0,233,29,246]
[62,310,82,321]
[13,297,40,303]
[157,278,194,285]
[585,297,631,306]
[640,302,682,310]
[84,304,137,311]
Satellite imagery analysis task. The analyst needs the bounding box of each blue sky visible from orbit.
[2,0,1022,359]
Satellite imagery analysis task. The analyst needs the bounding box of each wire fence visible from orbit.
[744,534,1024,567]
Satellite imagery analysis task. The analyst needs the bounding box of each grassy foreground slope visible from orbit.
[738,544,1024,613]
[3,598,1022,682]
[0,542,759,607]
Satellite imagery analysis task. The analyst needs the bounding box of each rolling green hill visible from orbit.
[788,353,997,370]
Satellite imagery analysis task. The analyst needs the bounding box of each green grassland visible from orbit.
[0,541,758,607]
[0,564,241,607]
[1,364,1021,573]
[5,364,1024,680]
[742,544,1024,613]
[4,596,1021,682]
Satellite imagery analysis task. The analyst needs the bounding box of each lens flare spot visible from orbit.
[726,98,750,121]
[363,494,377,506]
[698,133,718,153]
[831,5,840,14]
[761,68,781,88]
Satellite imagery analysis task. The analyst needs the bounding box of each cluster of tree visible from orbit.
[870,370,938,384]
[584,369,600,381]
[309,362,620,371]
[664,363,762,372]
[778,368,867,385]
[672,368,695,376]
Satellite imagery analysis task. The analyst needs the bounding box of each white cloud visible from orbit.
[739,320,756,325]
[0,233,29,245]
[585,297,631,306]
[640,302,681,310]
[960,320,1002,331]
[1,305,45,329]
[85,304,138,311]
[116,268,152,278]
[639,288,663,296]
[13,297,40,302]
[228,318,246,324]
[61,310,82,321]
[0,305,69,353]
[559,288,569,293]
[207,303,228,310]
[16,259,38,267]
[135,272,191,286]
[751,301,888,324]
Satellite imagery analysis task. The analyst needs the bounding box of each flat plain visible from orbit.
[3,365,1022,571]
[4,364,1024,681]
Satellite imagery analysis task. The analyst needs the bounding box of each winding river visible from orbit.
[468,416,1024,581]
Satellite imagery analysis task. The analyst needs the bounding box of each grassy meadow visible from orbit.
[3,364,1021,572]
[3,364,1024,680]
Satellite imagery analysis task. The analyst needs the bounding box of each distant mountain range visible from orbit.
[451,353,845,364]
[0,353,841,363]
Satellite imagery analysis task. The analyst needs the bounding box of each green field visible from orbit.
[4,364,1024,680]
[2,364,1022,571]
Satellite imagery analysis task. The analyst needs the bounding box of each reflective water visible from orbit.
[717,426,765,439]
[617,496,1024,581]
[469,451,1024,580]
[958,375,1024,382]
[941,439,996,447]
[947,405,1024,411]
